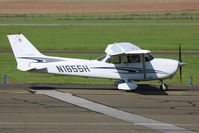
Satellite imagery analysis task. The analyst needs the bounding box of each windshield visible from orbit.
[97,55,106,61]
[145,53,154,62]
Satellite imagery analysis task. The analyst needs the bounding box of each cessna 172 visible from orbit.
[8,33,186,91]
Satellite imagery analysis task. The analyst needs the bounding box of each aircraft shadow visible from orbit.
[29,85,117,90]
[29,84,168,95]
[132,85,168,95]
[30,86,56,90]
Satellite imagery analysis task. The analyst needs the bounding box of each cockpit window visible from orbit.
[123,54,140,63]
[106,55,121,64]
[145,53,154,62]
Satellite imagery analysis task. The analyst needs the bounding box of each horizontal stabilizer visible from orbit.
[18,65,47,71]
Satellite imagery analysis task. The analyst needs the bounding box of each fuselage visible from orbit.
[30,55,179,81]
[7,34,186,91]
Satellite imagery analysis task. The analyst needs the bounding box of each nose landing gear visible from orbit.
[160,80,168,91]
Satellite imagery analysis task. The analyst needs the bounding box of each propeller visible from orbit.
[178,44,186,83]
[179,44,182,83]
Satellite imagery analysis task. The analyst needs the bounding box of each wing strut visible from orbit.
[141,54,147,79]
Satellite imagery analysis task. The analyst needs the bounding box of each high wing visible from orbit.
[105,42,151,56]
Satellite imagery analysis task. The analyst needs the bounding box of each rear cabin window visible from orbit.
[123,55,140,63]
[106,56,121,64]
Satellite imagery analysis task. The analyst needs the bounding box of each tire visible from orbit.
[160,84,168,91]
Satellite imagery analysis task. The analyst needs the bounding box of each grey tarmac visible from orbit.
[1,23,199,26]
[0,84,199,133]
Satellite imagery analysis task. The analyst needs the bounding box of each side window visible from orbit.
[123,55,140,63]
[106,56,121,64]
[123,55,128,63]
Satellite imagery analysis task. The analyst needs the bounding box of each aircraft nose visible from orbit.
[163,59,187,78]
[154,58,179,78]
[151,58,184,79]
[167,59,179,74]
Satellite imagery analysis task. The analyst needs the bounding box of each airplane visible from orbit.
[7,33,186,91]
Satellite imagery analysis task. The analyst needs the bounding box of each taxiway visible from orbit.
[0,84,198,133]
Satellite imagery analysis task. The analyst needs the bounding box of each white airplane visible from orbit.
[7,33,186,91]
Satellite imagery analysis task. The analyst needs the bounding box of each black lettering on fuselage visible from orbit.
[71,65,78,72]
[56,66,64,73]
[77,65,84,72]
[82,65,90,72]
[62,65,67,72]
[56,65,90,73]
[65,65,72,72]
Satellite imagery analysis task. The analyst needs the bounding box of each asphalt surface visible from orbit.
[0,84,199,133]
[0,50,199,55]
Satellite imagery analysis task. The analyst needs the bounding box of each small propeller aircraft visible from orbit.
[7,33,186,91]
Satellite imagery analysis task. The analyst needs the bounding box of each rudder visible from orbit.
[7,33,45,71]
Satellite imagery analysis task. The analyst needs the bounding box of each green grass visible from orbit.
[1,18,198,86]
[1,19,199,24]
[1,13,199,24]
[0,53,198,86]
[1,24,199,51]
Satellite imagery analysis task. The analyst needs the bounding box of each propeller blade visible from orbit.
[178,44,185,83]
[180,66,182,83]
[179,44,182,62]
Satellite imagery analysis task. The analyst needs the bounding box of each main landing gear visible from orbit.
[160,80,168,91]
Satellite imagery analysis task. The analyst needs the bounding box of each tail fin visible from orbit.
[7,33,45,71]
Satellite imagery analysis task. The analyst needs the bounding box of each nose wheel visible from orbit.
[160,80,168,91]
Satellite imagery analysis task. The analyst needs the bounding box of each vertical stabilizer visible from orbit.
[7,33,45,71]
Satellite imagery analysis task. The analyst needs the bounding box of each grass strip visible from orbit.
[1,25,199,51]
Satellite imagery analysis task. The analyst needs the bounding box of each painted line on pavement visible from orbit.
[0,122,198,127]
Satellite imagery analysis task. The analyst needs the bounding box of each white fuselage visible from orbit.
[31,56,179,81]
[7,34,185,91]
